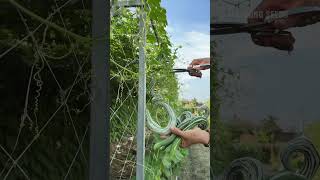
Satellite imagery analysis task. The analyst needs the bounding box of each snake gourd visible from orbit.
[146,100,177,135]
[146,96,209,150]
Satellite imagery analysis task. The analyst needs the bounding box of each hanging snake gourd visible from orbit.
[146,101,177,135]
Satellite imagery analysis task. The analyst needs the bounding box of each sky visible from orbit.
[161,0,210,102]
[213,0,320,131]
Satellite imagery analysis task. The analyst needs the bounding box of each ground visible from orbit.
[179,144,210,180]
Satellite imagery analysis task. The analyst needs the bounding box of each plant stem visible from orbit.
[8,0,90,42]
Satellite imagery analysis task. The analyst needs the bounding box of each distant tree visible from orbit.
[258,115,282,169]
[261,115,282,136]
[191,98,198,106]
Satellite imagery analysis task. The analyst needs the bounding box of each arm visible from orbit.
[188,58,211,70]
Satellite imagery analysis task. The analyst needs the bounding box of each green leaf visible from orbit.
[162,156,171,169]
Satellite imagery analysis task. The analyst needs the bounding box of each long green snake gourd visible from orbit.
[146,96,209,150]
[146,99,177,135]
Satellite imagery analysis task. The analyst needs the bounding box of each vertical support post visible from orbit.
[136,1,146,180]
[89,0,109,179]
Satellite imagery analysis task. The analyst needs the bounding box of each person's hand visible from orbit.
[165,127,210,148]
[248,0,320,51]
[188,58,210,70]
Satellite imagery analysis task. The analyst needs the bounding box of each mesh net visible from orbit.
[0,0,93,179]
[110,4,140,180]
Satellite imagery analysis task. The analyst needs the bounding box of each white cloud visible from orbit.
[173,30,210,79]
[165,25,174,34]
[169,25,210,101]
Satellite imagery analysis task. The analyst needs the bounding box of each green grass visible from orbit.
[305,122,320,180]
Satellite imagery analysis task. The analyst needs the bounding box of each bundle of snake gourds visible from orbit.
[145,97,209,179]
[146,96,209,150]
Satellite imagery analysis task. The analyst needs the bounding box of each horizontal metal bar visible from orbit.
[112,0,143,8]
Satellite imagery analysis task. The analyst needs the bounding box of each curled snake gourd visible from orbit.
[146,96,209,150]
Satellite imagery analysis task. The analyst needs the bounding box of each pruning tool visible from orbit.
[173,68,202,78]
[211,6,320,36]
[173,64,210,78]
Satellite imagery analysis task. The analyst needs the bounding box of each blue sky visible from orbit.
[161,0,210,102]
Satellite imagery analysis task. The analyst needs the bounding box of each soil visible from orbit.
[178,144,210,180]
[110,137,137,180]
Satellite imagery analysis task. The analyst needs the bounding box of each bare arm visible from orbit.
[188,57,211,70]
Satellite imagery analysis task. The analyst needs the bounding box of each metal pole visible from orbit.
[89,0,109,179]
[136,1,146,179]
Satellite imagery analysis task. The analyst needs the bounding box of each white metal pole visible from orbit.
[136,1,146,179]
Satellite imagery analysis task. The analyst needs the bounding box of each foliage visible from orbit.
[145,134,189,180]
[210,122,235,174]
[0,0,91,179]
[261,116,281,137]
[305,122,320,180]
[110,1,180,141]
[211,40,228,175]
